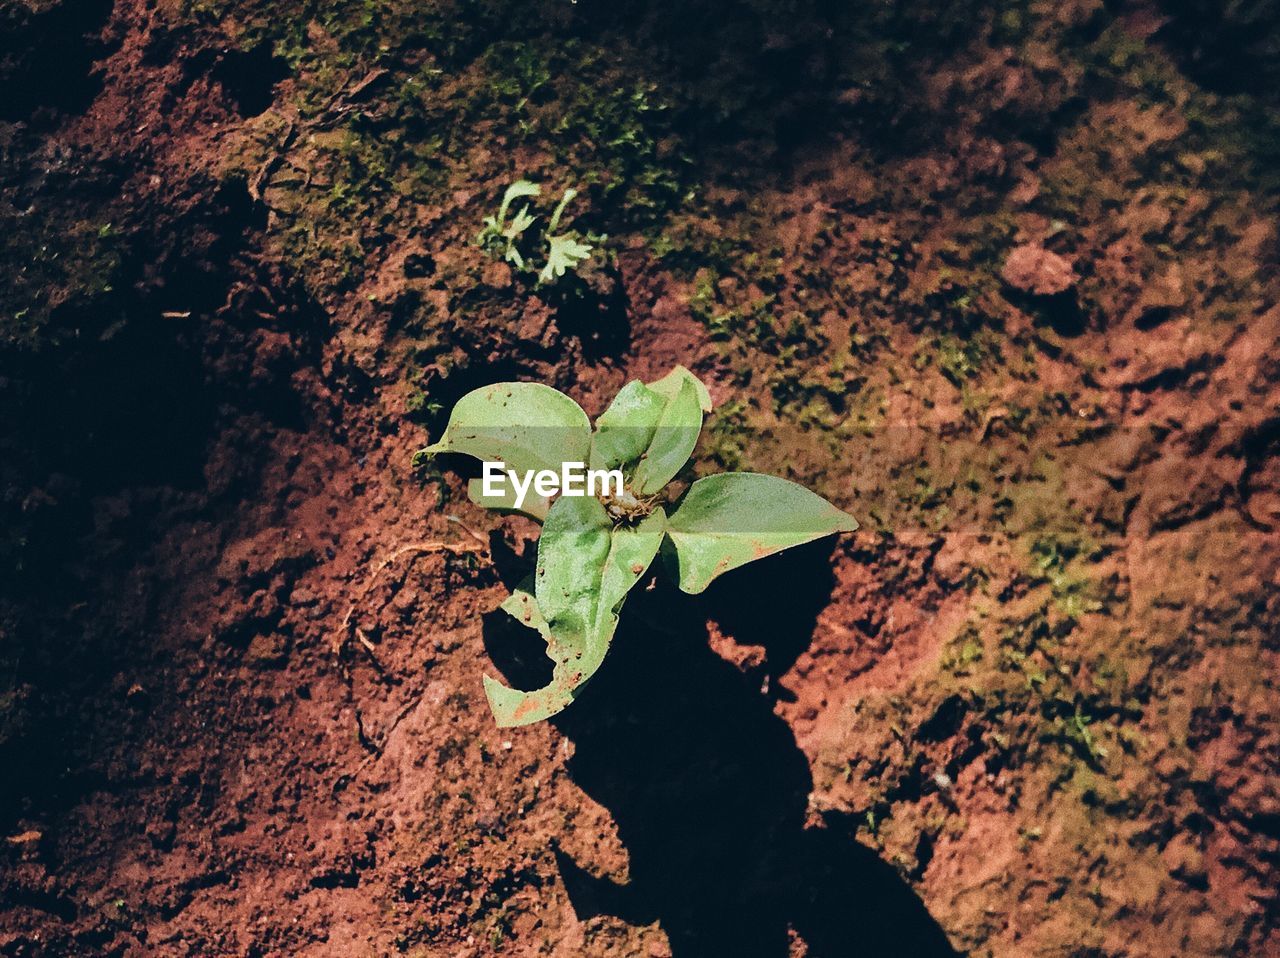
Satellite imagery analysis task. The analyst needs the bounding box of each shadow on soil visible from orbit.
[487,541,957,956]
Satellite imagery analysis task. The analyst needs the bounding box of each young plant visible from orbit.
[420,367,857,727]
[475,179,595,284]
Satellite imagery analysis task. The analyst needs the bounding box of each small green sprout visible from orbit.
[420,367,857,727]
[476,180,595,284]
[476,180,540,269]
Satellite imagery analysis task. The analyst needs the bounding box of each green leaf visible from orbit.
[418,382,590,520]
[664,472,857,593]
[483,498,664,727]
[540,234,593,283]
[594,510,666,636]
[497,179,541,223]
[500,577,550,635]
[462,477,533,517]
[588,367,711,485]
[631,375,702,494]
[535,496,614,649]
[588,379,667,473]
[504,205,536,242]
[536,497,664,659]
[647,365,713,413]
[548,187,578,232]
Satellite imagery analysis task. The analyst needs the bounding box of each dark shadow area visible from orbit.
[1237,415,1280,532]
[212,43,292,118]
[697,540,839,693]
[0,0,114,123]
[429,0,998,167]
[1005,288,1087,338]
[0,176,277,505]
[485,544,958,956]
[481,533,550,687]
[482,604,555,694]
[592,0,985,149]
[177,41,291,119]
[1,316,214,495]
[544,266,633,364]
[0,177,322,827]
[1156,0,1280,97]
[642,0,996,164]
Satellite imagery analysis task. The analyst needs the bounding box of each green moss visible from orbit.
[925,331,998,387]
[941,624,986,675]
[203,6,697,303]
[0,213,127,351]
[1027,534,1103,621]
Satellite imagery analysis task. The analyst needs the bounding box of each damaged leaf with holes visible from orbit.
[420,367,857,727]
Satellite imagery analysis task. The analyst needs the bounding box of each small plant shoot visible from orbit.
[476,180,595,284]
[420,367,857,727]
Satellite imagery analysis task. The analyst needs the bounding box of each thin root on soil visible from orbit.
[334,518,490,660]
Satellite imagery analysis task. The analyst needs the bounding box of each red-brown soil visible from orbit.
[2,1,1278,956]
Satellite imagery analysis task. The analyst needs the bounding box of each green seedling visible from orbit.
[475,180,595,284]
[420,367,857,727]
